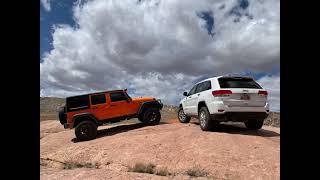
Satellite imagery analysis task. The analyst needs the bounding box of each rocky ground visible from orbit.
[40,119,279,180]
[40,97,280,179]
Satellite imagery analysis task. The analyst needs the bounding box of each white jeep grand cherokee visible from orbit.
[178,75,270,131]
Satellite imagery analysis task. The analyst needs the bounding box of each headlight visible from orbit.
[157,99,162,104]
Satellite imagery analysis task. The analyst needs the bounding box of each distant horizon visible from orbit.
[40,96,280,113]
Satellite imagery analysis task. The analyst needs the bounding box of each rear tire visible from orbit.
[177,107,190,123]
[198,107,213,131]
[244,119,264,130]
[142,108,161,126]
[75,121,98,141]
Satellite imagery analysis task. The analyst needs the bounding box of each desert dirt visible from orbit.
[40,117,279,180]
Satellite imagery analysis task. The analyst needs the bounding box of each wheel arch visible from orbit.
[198,101,208,115]
[138,100,163,115]
[72,113,99,128]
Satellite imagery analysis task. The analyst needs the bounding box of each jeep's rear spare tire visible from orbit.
[75,121,97,141]
[244,119,264,130]
[142,108,161,126]
[58,106,67,125]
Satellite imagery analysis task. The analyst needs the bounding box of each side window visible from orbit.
[110,92,128,102]
[195,81,212,94]
[188,84,198,96]
[195,82,204,93]
[203,81,211,91]
[66,95,89,112]
[91,93,106,105]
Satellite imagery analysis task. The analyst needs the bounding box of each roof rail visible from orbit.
[220,73,252,78]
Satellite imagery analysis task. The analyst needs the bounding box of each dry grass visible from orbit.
[155,167,170,176]
[186,166,209,177]
[40,157,100,170]
[128,162,156,174]
[63,161,100,170]
[128,162,171,176]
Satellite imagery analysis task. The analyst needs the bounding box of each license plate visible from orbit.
[241,94,250,100]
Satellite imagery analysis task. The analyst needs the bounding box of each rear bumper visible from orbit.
[207,101,270,114]
[210,112,269,122]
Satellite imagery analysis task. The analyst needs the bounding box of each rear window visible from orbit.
[66,95,89,112]
[218,78,262,89]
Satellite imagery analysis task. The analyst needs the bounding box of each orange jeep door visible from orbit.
[89,93,110,120]
[107,91,132,118]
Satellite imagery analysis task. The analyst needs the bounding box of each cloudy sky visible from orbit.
[40,0,280,111]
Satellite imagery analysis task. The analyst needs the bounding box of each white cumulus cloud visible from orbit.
[41,0,52,12]
[257,75,280,112]
[40,0,280,108]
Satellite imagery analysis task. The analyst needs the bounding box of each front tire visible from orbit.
[138,114,144,122]
[244,119,264,130]
[142,108,161,126]
[75,121,98,141]
[177,107,190,123]
[198,107,213,131]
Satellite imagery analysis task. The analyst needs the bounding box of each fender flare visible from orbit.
[138,100,163,115]
[72,112,99,128]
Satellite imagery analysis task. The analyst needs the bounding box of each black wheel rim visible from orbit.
[79,124,91,137]
[147,112,158,122]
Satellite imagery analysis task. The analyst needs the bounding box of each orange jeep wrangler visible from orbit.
[58,89,163,141]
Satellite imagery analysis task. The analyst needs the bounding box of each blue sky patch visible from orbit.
[196,10,215,37]
[40,0,78,62]
[229,0,252,22]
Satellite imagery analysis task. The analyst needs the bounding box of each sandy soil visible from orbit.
[40,119,279,180]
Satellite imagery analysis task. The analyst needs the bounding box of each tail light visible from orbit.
[258,90,268,96]
[212,90,232,97]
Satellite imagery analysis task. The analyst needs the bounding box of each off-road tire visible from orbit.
[244,119,264,130]
[138,114,144,122]
[75,121,98,141]
[198,107,213,131]
[142,108,161,126]
[177,107,190,123]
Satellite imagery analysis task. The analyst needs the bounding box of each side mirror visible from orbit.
[183,92,188,96]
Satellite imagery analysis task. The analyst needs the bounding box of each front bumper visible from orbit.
[157,99,163,109]
[63,123,72,129]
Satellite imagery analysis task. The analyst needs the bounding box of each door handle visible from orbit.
[92,107,98,109]
[197,94,200,96]
[111,105,116,107]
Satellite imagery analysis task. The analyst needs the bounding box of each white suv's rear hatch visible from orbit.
[215,77,268,107]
